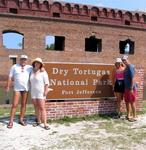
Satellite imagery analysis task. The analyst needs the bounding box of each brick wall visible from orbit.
[0,0,145,27]
[0,1,146,75]
[0,0,145,117]
[45,68,144,119]
[46,100,117,119]
[0,17,146,74]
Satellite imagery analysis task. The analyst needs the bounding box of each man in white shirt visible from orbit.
[6,55,32,128]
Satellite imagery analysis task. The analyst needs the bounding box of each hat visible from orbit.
[116,58,122,63]
[20,55,28,59]
[32,58,43,65]
[122,55,128,60]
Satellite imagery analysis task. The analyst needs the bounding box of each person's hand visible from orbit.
[48,88,53,92]
[44,90,48,97]
[130,89,134,93]
[44,88,53,97]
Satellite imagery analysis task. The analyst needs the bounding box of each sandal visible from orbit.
[7,122,13,129]
[125,116,132,120]
[33,122,41,127]
[44,126,50,130]
[128,118,137,122]
[18,120,27,126]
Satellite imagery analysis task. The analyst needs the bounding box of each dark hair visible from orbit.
[32,61,43,69]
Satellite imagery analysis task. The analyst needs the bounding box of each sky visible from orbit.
[3,33,23,49]
[58,0,146,12]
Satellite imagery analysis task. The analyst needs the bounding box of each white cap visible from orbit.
[122,55,128,60]
[20,55,28,59]
[116,58,122,63]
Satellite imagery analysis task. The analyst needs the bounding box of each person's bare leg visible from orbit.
[119,93,123,114]
[38,100,49,129]
[33,99,41,124]
[117,94,121,114]
[126,102,131,119]
[114,93,119,113]
[8,91,20,128]
[115,93,122,118]
[33,99,38,122]
[19,91,28,124]
[131,102,137,119]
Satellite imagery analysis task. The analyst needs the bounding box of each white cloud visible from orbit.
[136,8,146,12]
[95,3,104,7]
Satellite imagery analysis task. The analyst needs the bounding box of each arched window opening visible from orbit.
[0,0,5,6]
[85,36,102,52]
[119,39,135,54]
[64,3,71,13]
[117,11,122,18]
[73,4,79,14]
[2,31,24,50]
[82,5,88,15]
[42,0,49,11]
[91,7,99,16]
[142,14,146,23]
[103,8,108,17]
[32,0,39,10]
[21,0,30,9]
[45,35,65,51]
[135,13,140,21]
[52,2,62,13]
[125,12,132,21]
[110,9,116,18]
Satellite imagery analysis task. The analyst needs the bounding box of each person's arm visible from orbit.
[112,68,116,90]
[44,84,49,97]
[6,65,15,92]
[43,71,50,97]
[6,77,13,92]
[129,65,135,91]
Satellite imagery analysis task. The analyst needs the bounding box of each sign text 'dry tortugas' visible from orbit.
[44,62,115,100]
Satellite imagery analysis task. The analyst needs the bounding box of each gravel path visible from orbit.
[1,115,146,150]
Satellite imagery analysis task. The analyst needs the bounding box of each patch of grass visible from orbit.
[107,136,130,149]
[0,106,10,116]
[140,101,146,114]
[55,134,101,150]
[48,114,111,124]
[48,116,83,124]
[25,105,35,115]
[140,125,146,128]
[98,121,114,132]
[0,105,113,124]
[0,87,13,104]
[130,130,146,143]
[1,101,146,124]
[50,131,58,135]
[0,104,34,117]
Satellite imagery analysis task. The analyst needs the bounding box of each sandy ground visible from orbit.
[1,115,146,150]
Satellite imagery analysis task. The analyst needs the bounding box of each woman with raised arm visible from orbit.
[113,58,125,118]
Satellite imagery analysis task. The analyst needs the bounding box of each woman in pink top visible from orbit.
[113,58,125,118]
